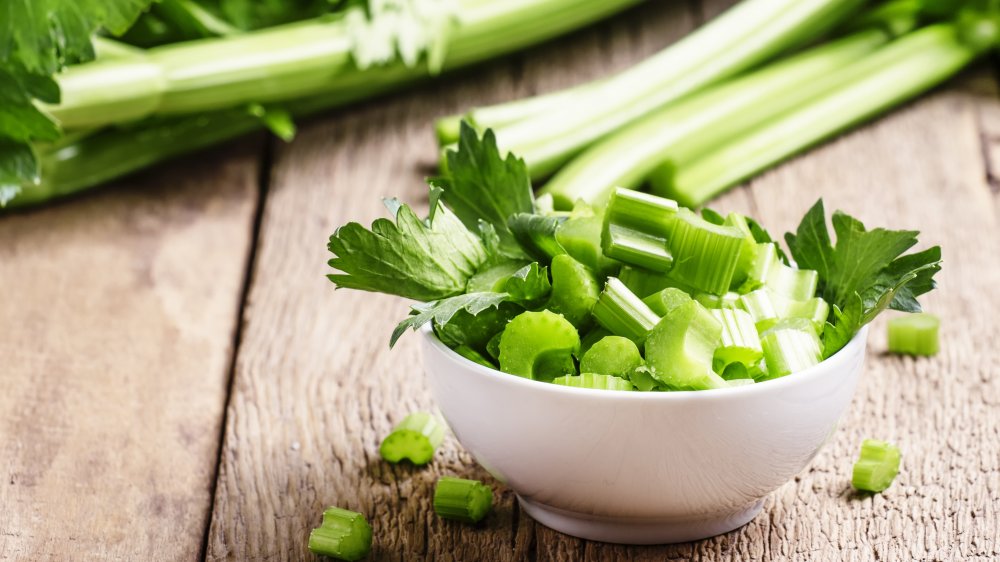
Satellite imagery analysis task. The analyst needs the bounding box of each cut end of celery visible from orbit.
[851,439,901,493]
[887,313,939,356]
[434,477,494,523]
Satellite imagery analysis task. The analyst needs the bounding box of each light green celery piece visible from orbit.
[619,266,672,299]
[466,260,530,293]
[783,296,830,334]
[579,326,611,357]
[887,313,939,356]
[711,308,764,370]
[552,373,634,391]
[600,188,677,271]
[724,213,759,289]
[695,291,743,310]
[308,507,372,561]
[547,254,601,328]
[498,310,580,381]
[740,289,781,328]
[379,412,446,465]
[580,336,643,378]
[629,366,662,391]
[602,224,673,272]
[644,300,726,390]
[727,378,756,387]
[556,210,620,277]
[454,345,497,369]
[668,23,981,206]
[666,209,745,296]
[643,287,693,316]
[434,477,494,523]
[760,321,822,379]
[766,262,819,301]
[592,278,661,344]
[852,439,901,493]
[542,26,885,207]
[740,242,779,293]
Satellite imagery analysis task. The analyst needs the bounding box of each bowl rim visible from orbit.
[422,324,868,402]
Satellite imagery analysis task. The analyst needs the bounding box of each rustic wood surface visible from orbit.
[3,1,999,560]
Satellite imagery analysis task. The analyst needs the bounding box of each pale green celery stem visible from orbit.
[540,29,888,208]
[497,0,866,178]
[93,37,145,60]
[45,0,643,129]
[671,23,980,206]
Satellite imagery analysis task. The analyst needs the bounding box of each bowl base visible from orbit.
[517,496,764,545]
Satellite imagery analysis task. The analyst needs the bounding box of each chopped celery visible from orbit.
[644,300,726,390]
[628,366,662,391]
[600,188,677,271]
[579,326,612,357]
[724,213,759,289]
[308,507,372,561]
[498,310,580,381]
[555,209,620,277]
[592,278,661,344]
[666,209,745,296]
[739,289,781,327]
[711,308,763,370]
[434,477,494,523]
[379,412,446,466]
[766,262,819,301]
[695,291,743,310]
[740,289,828,333]
[547,254,600,328]
[454,345,497,369]
[760,320,822,379]
[727,378,756,387]
[552,373,634,391]
[619,266,673,298]
[782,296,830,334]
[643,287,692,316]
[579,336,643,379]
[887,313,939,356]
[852,439,901,493]
[740,242,779,293]
[466,260,529,293]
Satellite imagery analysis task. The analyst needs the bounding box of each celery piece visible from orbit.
[727,378,755,387]
[580,336,643,378]
[783,296,830,334]
[644,300,726,390]
[466,260,530,293]
[766,262,819,301]
[695,291,743,310]
[434,477,494,523]
[740,243,779,293]
[454,345,497,369]
[760,321,822,379]
[547,254,600,328]
[579,326,611,357]
[643,287,692,316]
[556,210,620,277]
[666,209,745,296]
[552,373,634,391]
[308,507,372,561]
[724,213,759,289]
[619,266,672,298]
[887,313,939,356]
[379,412,446,466]
[592,278,661,344]
[602,224,673,272]
[711,308,763,370]
[628,365,662,391]
[740,289,781,328]
[498,310,580,381]
[852,439,901,493]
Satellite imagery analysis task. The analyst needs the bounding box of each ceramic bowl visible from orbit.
[421,325,869,544]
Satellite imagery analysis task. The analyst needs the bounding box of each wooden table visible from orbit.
[2,2,999,560]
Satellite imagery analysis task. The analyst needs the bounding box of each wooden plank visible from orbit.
[0,142,261,561]
[203,3,700,561]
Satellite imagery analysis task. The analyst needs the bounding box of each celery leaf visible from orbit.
[390,292,509,347]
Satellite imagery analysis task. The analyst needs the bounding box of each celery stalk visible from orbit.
[592,278,661,344]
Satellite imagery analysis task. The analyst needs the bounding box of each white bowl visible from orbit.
[421,325,868,544]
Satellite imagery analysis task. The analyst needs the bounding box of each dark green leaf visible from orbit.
[0,139,37,206]
[503,263,551,307]
[700,208,725,225]
[391,292,510,347]
[507,212,567,263]
[822,294,864,358]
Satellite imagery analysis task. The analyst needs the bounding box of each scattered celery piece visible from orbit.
[644,300,726,390]
[592,278,661,344]
[666,209,745,295]
[308,507,372,561]
[851,439,901,493]
[379,412,446,466]
[887,313,939,356]
[766,262,819,301]
[434,477,494,523]
[711,308,763,370]
[552,373,634,391]
[643,287,692,316]
[580,336,643,379]
[760,320,822,379]
[547,254,601,328]
[498,310,580,381]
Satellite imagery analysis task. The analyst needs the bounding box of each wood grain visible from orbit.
[0,143,261,561]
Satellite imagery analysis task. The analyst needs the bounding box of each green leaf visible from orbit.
[700,207,725,225]
[432,123,535,251]
[391,292,510,347]
[346,0,459,72]
[0,139,37,206]
[328,198,487,301]
[786,199,942,356]
[745,215,790,265]
[503,263,551,307]
[507,212,567,263]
